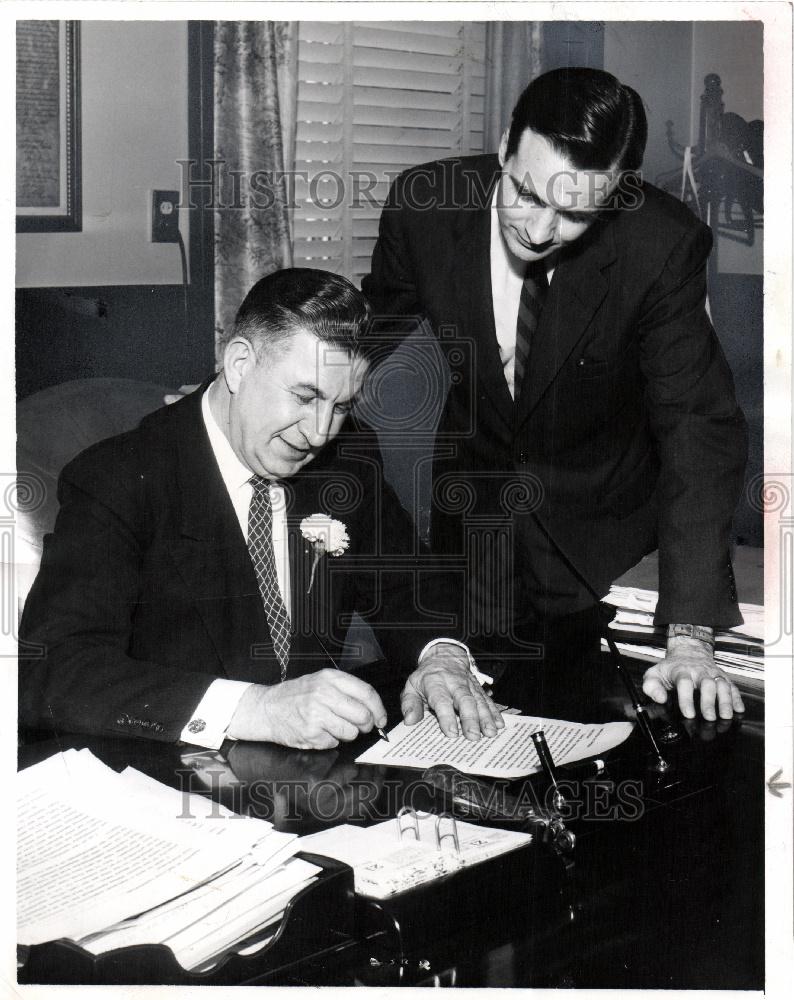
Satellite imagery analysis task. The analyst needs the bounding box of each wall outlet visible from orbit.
[151,189,181,243]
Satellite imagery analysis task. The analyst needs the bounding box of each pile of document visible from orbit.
[17,749,319,972]
[603,585,764,689]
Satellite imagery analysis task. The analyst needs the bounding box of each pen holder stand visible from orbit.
[419,764,577,856]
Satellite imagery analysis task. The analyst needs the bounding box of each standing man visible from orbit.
[363,67,748,721]
[20,269,503,748]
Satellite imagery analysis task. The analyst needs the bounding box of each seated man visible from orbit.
[19,268,503,750]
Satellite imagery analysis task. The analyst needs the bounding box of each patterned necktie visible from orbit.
[247,476,291,681]
[513,260,549,401]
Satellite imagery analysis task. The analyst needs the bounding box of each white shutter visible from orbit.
[294,21,485,283]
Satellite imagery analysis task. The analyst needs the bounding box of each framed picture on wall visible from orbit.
[16,20,81,233]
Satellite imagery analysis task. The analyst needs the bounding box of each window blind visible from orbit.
[294,21,485,283]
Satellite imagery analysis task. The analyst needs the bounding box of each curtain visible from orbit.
[483,23,544,154]
[213,21,298,354]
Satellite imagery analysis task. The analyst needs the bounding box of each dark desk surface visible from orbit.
[19,656,764,989]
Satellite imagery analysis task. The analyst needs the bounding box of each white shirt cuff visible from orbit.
[179,679,253,749]
[418,638,493,686]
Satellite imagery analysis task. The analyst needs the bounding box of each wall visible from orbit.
[15,21,215,397]
[604,20,763,275]
[603,22,695,186]
[16,21,189,288]
[604,20,763,545]
[692,20,763,276]
[691,21,763,125]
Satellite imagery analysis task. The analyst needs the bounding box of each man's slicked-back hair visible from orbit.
[222,267,372,359]
[505,67,647,172]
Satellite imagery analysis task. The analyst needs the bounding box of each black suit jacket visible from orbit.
[19,387,449,742]
[363,155,747,635]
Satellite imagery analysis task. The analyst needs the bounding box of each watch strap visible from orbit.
[667,624,715,647]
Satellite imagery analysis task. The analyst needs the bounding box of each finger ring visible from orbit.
[707,674,725,684]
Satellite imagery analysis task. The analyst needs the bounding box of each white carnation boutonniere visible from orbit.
[300,514,350,594]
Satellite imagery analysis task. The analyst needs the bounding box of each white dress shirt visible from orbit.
[181,388,484,748]
[490,180,555,398]
[179,389,291,748]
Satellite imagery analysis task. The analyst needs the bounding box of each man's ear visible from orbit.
[222,337,256,394]
[497,128,510,167]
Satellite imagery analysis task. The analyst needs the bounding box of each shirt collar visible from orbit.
[201,385,256,495]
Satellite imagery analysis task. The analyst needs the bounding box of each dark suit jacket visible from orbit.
[19,386,450,742]
[362,155,747,635]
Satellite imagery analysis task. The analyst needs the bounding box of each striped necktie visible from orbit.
[513,260,549,401]
[247,475,291,681]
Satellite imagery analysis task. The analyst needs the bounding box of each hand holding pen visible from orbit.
[227,654,389,748]
[312,630,389,742]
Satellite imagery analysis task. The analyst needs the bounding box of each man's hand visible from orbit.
[400,643,505,741]
[227,669,387,749]
[642,635,744,721]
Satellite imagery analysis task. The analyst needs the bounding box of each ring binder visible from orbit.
[434,814,460,853]
[397,806,421,841]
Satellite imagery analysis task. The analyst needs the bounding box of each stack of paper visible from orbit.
[603,585,764,688]
[300,812,533,898]
[17,749,319,971]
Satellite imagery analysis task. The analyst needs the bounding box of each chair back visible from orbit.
[15,378,172,609]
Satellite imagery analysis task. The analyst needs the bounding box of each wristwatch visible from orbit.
[667,624,715,647]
